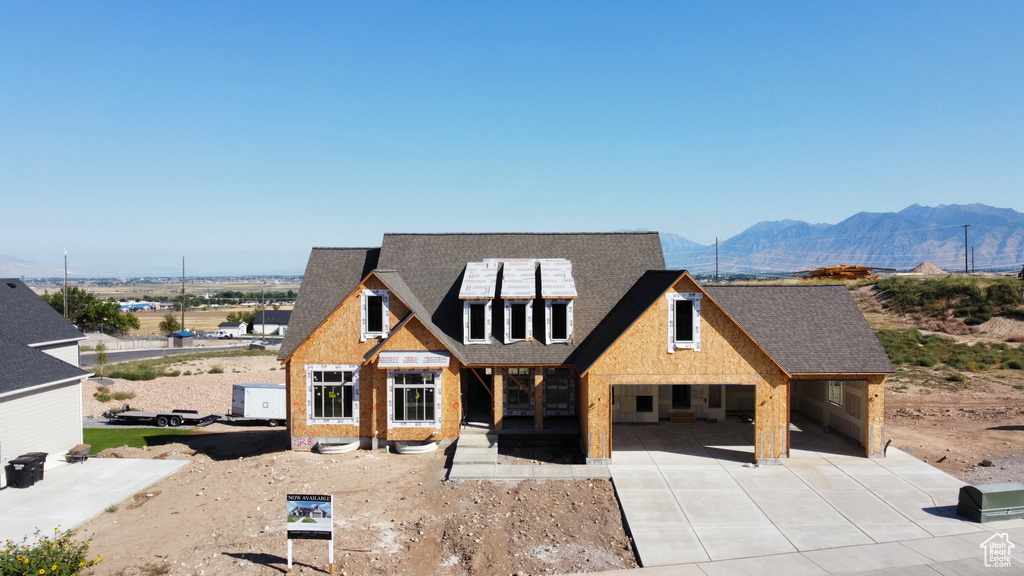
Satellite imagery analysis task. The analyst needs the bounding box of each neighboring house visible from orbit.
[278,233,894,464]
[218,322,248,338]
[0,279,89,485]
[168,331,194,348]
[253,310,291,336]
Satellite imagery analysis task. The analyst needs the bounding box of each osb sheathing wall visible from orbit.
[285,275,461,448]
[585,275,789,461]
[373,315,464,442]
[791,374,886,457]
[866,374,885,457]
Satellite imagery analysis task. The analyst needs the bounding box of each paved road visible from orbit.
[80,344,251,367]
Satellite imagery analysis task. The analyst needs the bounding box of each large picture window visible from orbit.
[389,370,443,428]
[306,365,359,425]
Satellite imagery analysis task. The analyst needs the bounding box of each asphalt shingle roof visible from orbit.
[279,248,380,359]
[0,279,89,396]
[374,233,665,366]
[0,336,89,396]
[0,278,85,346]
[705,284,895,375]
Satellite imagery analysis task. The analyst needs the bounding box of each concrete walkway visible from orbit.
[590,420,1024,575]
[0,457,187,544]
[447,422,610,480]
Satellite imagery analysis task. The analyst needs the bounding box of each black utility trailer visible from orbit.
[105,407,220,427]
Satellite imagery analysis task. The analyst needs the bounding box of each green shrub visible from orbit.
[94,391,111,402]
[1006,360,1024,370]
[946,373,966,382]
[0,526,102,575]
[914,356,937,368]
[208,365,224,374]
[166,370,181,377]
[111,390,135,401]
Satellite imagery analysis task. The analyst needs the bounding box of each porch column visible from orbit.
[865,374,885,458]
[754,373,789,464]
[493,368,503,431]
[534,370,544,430]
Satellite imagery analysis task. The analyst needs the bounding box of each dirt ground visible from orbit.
[79,359,635,576]
[854,284,1024,483]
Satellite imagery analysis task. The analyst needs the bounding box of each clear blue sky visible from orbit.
[2,2,1021,276]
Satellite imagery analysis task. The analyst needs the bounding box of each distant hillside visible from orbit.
[662,203,1024,274]
[0,254,64,277]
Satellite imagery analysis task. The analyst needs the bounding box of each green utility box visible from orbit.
[957,482,1024,523]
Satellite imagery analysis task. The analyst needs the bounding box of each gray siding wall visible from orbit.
[36,342,80,367]
[0,380,83,486]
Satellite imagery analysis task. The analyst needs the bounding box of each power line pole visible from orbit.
[63,249,68,320]
[180,257,186,333]
[961,224,970,275]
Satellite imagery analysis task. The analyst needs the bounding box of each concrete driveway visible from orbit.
[1,457,186,544]
[605,417,1024,575]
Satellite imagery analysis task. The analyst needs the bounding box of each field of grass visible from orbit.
[83,428,192,453]
[875,276,1024,325]
[95,349,277,380]
[877,328,1024,371]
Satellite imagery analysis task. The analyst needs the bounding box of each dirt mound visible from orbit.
[908,261,947,275]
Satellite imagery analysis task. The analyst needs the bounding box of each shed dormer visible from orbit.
[459,261,497,344]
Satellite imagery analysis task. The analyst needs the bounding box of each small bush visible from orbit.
[208,365,224,374]
[914,357,937,368]
[111,391,135,401]
[0,526,102,575]
[165,370,181,377]
[946,373,966,382]
[94,391,111,402]
[105,504,118,513]
[183,370,192,376]
[95,385,110,393]
[1005,360,1024,370]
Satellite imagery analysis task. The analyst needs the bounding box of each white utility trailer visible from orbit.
[230,383,286,426]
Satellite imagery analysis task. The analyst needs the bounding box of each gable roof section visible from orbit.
[570,270,685,374]
[254,310,292,325]
[0,278,84,346]
[278,247,380,360]
[705,284,895,375]
[376,233,665,365]
[0,338,88,398]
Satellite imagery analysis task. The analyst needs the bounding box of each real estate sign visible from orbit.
[287,493,333,540]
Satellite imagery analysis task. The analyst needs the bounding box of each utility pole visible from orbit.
[63,249,68,320]
[961,224,970,275]
[715,238,719,283]
[180,257,186,333]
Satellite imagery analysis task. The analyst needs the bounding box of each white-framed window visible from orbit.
[827,380,844,407]
[361,289,390,342]
[388,369,443,428]
[504,299,533,343]
[543,367,574,416]
[667,293,702,353]
[463,300,492,344]
[545,299,573,344]
[504,367,534,415]
[306,364,359,425]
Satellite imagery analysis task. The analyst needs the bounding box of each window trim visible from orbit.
[504,299,533,343]
[667,293,702,353]
[306,364,359,426]
[387,369,443,429]
[463,300,492,344]
[360,289,390,342]
[545,299,573,344]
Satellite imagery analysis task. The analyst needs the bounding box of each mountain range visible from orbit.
[3,204,1022,278]
[662,204,1024,275]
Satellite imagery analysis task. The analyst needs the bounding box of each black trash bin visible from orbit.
[21,452,48,481]
[5,456,37,488]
